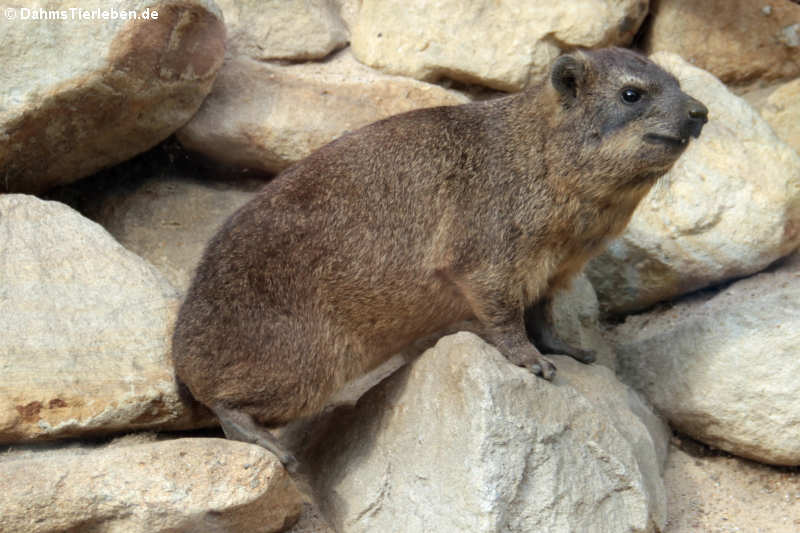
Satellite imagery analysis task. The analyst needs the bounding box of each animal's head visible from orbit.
[549,47,707,183]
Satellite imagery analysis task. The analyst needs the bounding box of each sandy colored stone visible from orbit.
[0,0,225,193]
[350,0,649,91]
[663,439,800,532]
[549,273,617,370]
[308,332,667,533]
[216,0,347,61]
[759,78,800,155]
[0,195,211,443]
[644,0,800,85]
[177,49,469,173]
[0,438,302,533]
[52,170,262,293]
[611,255,800,465]
[587,53,800,314]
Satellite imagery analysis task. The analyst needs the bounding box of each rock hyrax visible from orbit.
[173,47,707,466]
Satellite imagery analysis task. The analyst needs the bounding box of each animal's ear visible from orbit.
[551,54,586,105]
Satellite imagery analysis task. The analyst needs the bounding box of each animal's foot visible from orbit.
[563,346,596,364]
[212,404,300,471]
[506,348,557,380]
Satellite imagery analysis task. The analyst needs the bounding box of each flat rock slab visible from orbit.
[587,53,800,314]
[611,254,800,465]
[177,49,469,173]
[308,332,668,533]
[0,195,210,443]
[0,437,303,533]
[0,0,225,193]
[216,0,348,61]
[350,0,648,91]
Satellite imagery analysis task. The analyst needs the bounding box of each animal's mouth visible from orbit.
[644,133,688,148]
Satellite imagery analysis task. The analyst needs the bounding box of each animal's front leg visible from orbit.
[455,274,557,380]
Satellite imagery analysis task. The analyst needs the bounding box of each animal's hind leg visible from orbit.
[211,403,299,472]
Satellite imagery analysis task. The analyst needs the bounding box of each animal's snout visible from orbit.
[686,98,708,138]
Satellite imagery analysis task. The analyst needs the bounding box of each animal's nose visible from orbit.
[688,99,708,123]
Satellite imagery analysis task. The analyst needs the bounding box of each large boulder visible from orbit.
[610,253,800,465]
[643,0,800,85]
[350,0,649,91]
[177,50,469,173]
[0,195,210,443]
[216,0,348,61]
[308,332,668,533]
[587,53,800,314]
[0,437,302,533]
[0,0,225,193]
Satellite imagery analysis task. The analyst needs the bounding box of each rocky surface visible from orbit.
[48,164,263,293]
[644,0,800,85]
[664,437,800,532]
[587,53,800,315]
[350,0,648,91]
[0,195,210,443]
[307,332,668,533]
[756,78,800,155]
[0,0,225,194]
[0,436,303,533]
[216,0,348,61]
[610,254,800,466]
[548,273,617,370]
[177,50,469,173]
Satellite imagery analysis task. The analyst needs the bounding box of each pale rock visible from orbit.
[0,438,302,533]
[52,171,262,293]
[0,195,211,443]
[308,332,667,533]
[0,0,225,193]
[758,78,800,155]
[216,0,348,61]
[610,255,800,465]
[177,49,469,173]
[350,0,649,91]
[587,53,800,314]
[548,273,617,370]
[644,0,800,84]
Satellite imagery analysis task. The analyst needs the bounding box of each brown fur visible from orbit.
[172,48,707,432]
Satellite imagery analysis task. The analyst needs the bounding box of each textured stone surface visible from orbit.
[0,0,225,193]
[52,171,262,293]
[0,437,303,533]
[177,50,469,173]
[216,0,348,61]
[587,53,800,314]
[759,78,800,155]
[548,273,617,370]
[350,0,649,90]
[611,254,800,465]
[309,332,667,533]
[0,195,210,443]
[644,0,800,85]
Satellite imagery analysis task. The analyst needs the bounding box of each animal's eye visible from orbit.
[621,88,642,104]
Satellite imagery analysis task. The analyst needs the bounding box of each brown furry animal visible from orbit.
[172,47,707,467]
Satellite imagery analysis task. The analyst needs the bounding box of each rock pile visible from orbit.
[1,1,798,532]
